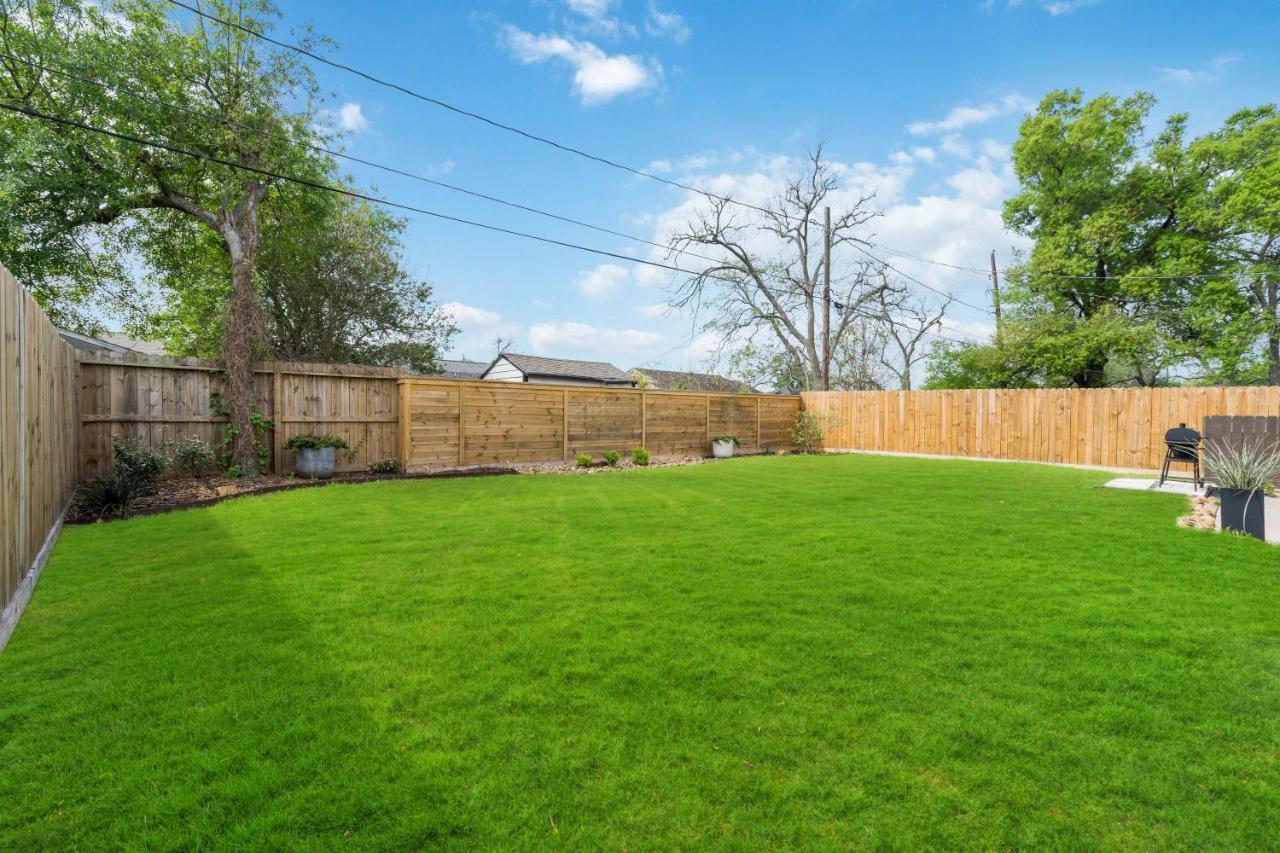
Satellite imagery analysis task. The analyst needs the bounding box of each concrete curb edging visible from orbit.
[0,499,71,654]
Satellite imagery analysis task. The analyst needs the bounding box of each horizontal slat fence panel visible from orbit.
[803,388,1280,471]
[77,351,404,477]
[2,264,80,642]
[399,378,800,472]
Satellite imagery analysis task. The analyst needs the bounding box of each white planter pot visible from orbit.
[712,440,736,459]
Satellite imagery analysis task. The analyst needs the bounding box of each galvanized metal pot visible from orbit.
[296,446,336,479]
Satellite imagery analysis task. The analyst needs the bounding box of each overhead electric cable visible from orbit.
[4,101,981,350]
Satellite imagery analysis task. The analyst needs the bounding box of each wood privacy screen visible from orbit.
[399,377,801,471]
[1,265,80,622]
[78,351,402,477]
[803,387,1280,471]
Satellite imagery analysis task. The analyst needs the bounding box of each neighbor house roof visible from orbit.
[628,367,756,394]
[437,358,488,379]
[489,352,634,385]
[58,329,170,356]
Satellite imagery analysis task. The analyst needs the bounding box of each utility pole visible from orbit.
[822,206,831,390]
[989,250,1003,347]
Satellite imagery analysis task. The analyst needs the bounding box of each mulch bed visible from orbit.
[68,452,784,524]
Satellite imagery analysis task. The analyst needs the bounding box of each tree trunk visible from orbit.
[222,206,263,476]
[1269,331,1280,386]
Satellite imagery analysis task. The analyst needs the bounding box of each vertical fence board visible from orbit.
[1,264,80,638]
[803,387,1280,471]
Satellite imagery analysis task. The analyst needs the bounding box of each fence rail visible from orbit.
[77,351,403,477]
[1,264,80,646]
[399,378,800,471]
[803,387,1280,471]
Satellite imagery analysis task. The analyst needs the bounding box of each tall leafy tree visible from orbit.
[142,187,458,372]
[0,0,325,473]
[1189,106,1280,383]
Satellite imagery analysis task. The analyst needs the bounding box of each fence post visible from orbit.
[397,378,410,474]
[458,383,466,466]
[641,391,647,451]
[704,394,711,451]
[271,364,284,475]
[562,388,569,461]
[756,396,761,450]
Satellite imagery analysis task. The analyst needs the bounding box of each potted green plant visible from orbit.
[1201,439,1280,540]
[711,435,739,459]
[286,433,349,479]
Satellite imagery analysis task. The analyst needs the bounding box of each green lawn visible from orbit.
[1,455,1278,849]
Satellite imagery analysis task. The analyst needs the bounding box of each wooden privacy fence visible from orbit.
[78,351,402,477]
[1,264,80,645]
[399,377,801,471]
[804,387,1280,471]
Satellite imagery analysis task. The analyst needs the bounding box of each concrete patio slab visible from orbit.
[1103,477,1206,496]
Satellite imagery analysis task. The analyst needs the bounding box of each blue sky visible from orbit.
[271,0,1280,371]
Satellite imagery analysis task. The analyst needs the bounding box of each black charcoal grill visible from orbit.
[1159,422,1202,489]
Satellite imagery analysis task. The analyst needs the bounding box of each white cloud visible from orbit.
[947,167,1006,204]
[645,2,691,43]
[639,302,671,318]
[562,0,629,36]
[424,158,455,177]
[574,263,630,300]
[940,134,974,158]
[337,102,368,133]
[985,0,1103,13]
[908,93,1033,135]
[1155,54,1240,84]
[529,321,664,356]
[647,158,673,174]
[979,138,1010,160]
[1042,0,1101,14]
[442,303,520,360]
[501,25,660,105]
[910,146,937,164]
[441,302,502,326]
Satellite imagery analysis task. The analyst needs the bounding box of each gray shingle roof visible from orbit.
[498,353,634,384]
[438,358,488,379]
[627,367,755,393]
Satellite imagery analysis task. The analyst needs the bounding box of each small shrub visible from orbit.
[603,450,620,467]
[711,435,740,446]
[286,433,350,451]
[80,470,153,518]
[369,458,399,475]
[631,446,651,466]
[575,452,594,468]
[789,411,823,454]
[169,437,216,478]
[111,434,167,485]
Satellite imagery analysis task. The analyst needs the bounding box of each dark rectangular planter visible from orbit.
[1218,487,1266,540]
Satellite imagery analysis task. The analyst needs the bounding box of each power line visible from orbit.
[158,0,1005,309]
[164,0,761,210]
[1,52,731,269]
[16,50,983,313]
[1,101,980,351]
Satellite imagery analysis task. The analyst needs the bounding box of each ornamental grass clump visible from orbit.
[1200,440,1280,491]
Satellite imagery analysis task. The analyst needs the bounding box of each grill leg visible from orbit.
[1159,454,1171,488]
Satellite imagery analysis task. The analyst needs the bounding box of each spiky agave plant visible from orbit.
[1200,439,1280,491]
